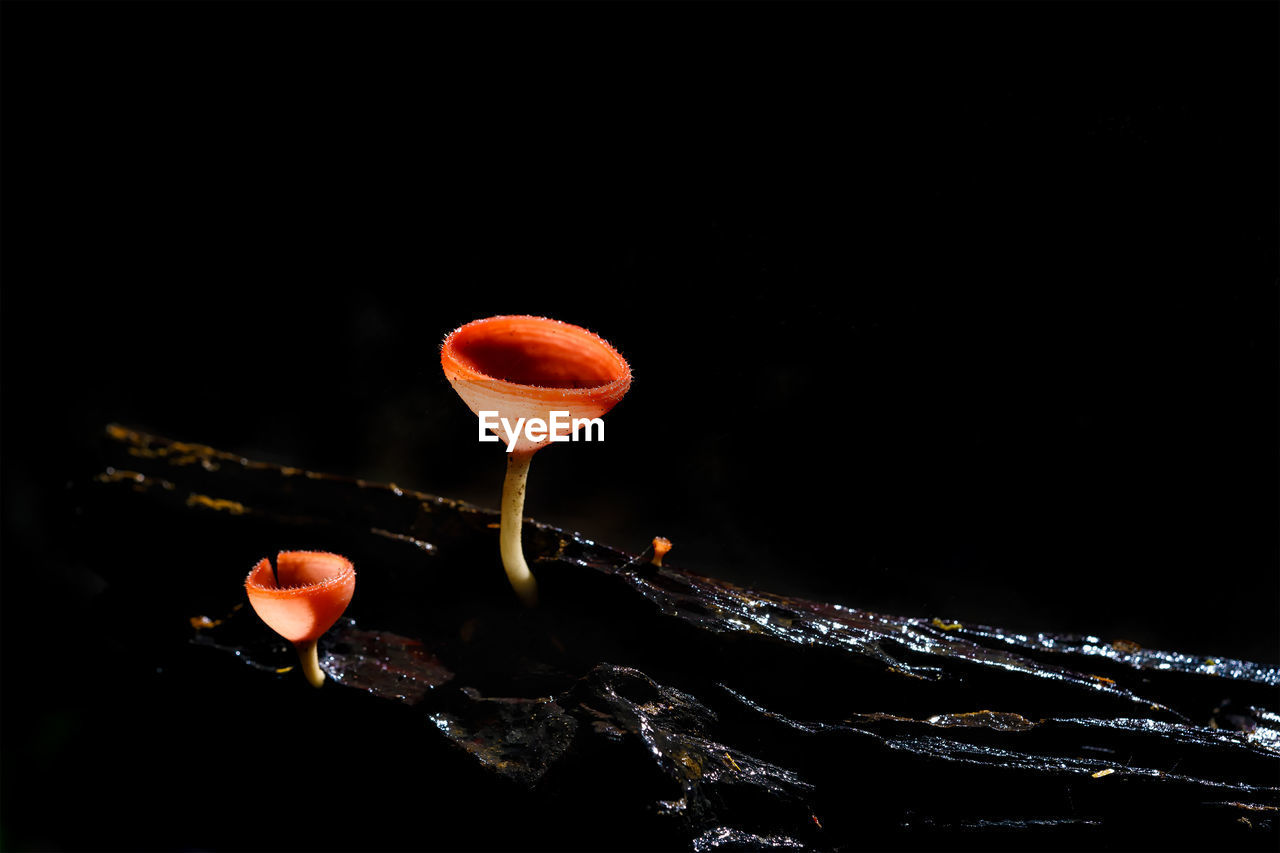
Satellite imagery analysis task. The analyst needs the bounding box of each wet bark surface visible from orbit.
[72,425,1278,851]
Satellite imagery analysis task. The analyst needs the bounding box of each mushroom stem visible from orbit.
[294,639,325,688]
[499,450,539,607]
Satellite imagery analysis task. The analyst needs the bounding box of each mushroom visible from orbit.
[441,315,631,606]
[244,551,356,687]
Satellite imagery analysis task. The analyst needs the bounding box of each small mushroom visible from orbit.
[441,315,631,605]
[244,551,356,687]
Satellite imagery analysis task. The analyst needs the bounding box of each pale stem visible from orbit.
[500,450,539,606]
[295,639,325,688]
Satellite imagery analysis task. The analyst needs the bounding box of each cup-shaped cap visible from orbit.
[441,315,631,455]
[244,551,356,644]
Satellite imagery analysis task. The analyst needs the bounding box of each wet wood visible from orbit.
[91,424,1279,850]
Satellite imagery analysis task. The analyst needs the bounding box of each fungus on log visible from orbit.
[244,551,355,687]
[441,315,631,606]
[90,425,1279,851]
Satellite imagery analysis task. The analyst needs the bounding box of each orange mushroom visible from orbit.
[244,551,356,687]
[441,315,631,605]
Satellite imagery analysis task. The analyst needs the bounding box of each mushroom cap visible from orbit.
[441,315,631,455]
[244,551,356,644]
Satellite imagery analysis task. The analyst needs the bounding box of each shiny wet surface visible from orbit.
[67,426,1280,850]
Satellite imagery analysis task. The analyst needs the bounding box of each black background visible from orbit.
[2,2,1276,851]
